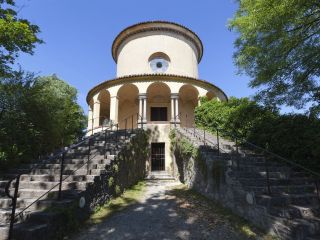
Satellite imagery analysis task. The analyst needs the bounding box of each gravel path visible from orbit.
[72,180,251,240]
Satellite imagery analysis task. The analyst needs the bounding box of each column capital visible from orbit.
[171,93,179,99]
[138,93,147,99]
[110,95,119,99]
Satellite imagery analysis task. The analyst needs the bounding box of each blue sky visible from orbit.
[16,0,255,112]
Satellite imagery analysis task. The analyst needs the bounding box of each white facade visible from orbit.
[86,21,227,176]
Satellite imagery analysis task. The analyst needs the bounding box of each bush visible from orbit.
[0,73,86,170]
[195,97,320,172]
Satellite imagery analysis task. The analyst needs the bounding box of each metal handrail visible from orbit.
[85,116,111,135]
[190,122,320,197]
[4,123,119,240]
[202,124,320,178]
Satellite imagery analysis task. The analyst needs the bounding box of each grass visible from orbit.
[88,181,146,225]
[168,184,278,240]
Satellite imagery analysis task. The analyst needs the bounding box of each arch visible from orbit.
[97,89,110,126]
[147,82,171,122]
[117,84,139,129]
[148,52,171,62]
[179,84,199,128]
[206,91,217,101]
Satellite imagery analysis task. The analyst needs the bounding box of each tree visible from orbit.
[0,73,86,169]
[0,0,42,77]
[229,0,320,116]
[195,97,320,172]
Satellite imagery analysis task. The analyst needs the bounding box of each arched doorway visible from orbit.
[98,90,110,126]
[179,85,199,128]
[117,84,139,129]
[147,82,171,122]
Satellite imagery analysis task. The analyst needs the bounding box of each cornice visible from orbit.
[86,74,227,103]
[112,21,203,63]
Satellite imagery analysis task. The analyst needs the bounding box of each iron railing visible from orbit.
[179,124,320,199]
[4,112,141,240]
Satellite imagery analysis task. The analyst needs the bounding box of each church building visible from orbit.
[86,21,227,176]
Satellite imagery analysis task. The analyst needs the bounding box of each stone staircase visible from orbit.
[0,129,134,240]
[177,127,320,240]
[145,171,175,181]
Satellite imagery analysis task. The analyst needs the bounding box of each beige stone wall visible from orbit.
[86,80,226,135]
[116,32,199,78]
[146,123,174,174]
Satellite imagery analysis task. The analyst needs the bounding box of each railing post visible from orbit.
[203,128,206,145]
[236,137,239,170]
[265,155,271,195]
[58,150,65,200]
[104,129,107,159]
[315,179,320,200]
[87,138,91,175]
[125,119,127,139]
[141,116,143,129]
[6,175,20,240]
[216,129,220,156]
[91,117,94,135]
[116,124,119,142]
[132,115,134,131]
[193,125,195,137]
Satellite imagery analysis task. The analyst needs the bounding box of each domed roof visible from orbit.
[112,21,204,63]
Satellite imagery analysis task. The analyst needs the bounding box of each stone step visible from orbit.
[24,167,106,175]
[12,222,49,240]
[0,198,49,211]
[239,177,316,186]
[0,224,8,240]
[235,171,307,179]
[306,234,320,240]
[38,163,106,170]
[256,194,320,208]
[238,165,291,172]
[268,204,320,219]
[16,188,81,199]
[18,180,92,191]
[268,214,320,239]
[19,174,97,182]
[0,180,8,188]
[0,208,36,225]
[146,171,175,180]
[247,184,316,195]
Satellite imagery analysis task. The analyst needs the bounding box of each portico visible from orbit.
[86,21,228,175]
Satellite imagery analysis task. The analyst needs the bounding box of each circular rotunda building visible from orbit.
[86,21,227,175]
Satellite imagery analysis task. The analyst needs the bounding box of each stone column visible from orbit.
[93,101,100,129]
[170,95,175,123]
[171,93,180,125]
[142,94,148,123]
[138,95,143,124]
[175,97,180,124]
[198,97,202,106]
[110,95,119,125]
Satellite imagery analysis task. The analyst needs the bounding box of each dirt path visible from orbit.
[72,180,260,240]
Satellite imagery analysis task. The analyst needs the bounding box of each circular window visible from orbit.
[149,52,170,73]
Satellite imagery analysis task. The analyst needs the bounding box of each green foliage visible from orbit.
[229,0,320,115]
[195,97,320,172]
[195,97,276,138]
[0,0,43,77]
[0,72,86,169]
[108,177,114,188]
[170,130,208,182]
